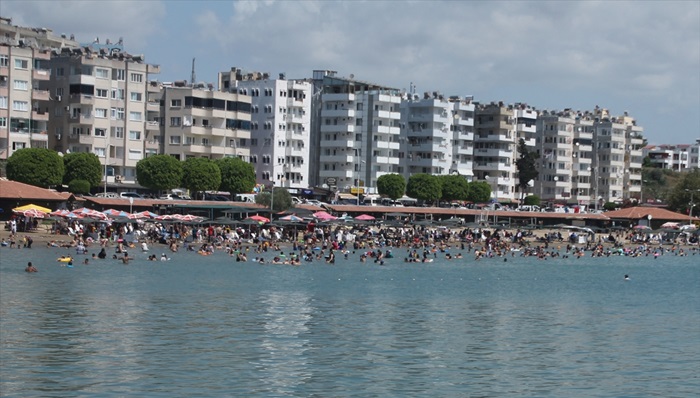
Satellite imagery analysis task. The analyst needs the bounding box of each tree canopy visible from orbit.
[135,155,184,191]
[439,175,470,202]
[467,181,492,203]
[63,152,102,188]
[67,179,91,195]
[6,148,64,188]
[515,138,539,200]
[216,157,256,196]
[182,157,221,198]
[406,174,442,203]
[666,169,700,215]
[256,188,292,213]
[376,173,406,200]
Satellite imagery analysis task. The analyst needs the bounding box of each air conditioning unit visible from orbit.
[56,95,62,101]
[115,175,123,183]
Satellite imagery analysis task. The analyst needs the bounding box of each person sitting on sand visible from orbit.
[25,262,38,272]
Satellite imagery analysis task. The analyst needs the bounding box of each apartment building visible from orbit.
[157,81,251,165]
[644,143,694,171]
[310,70,401,194]
[218,68,311,192]
[474,102,537,201]
[401,92,475,180]
[46,41,160,186]
[0,17,78,160]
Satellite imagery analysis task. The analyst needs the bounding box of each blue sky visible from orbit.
[5,0,699,144]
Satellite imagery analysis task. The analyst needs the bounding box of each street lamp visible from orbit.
[356,160,366,206]
[685,188,700,225]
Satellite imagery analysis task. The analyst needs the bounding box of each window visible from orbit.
[0,55,8,67]
[130,92,142,102]
[14,58,28,69]
[94,108,107,118]
[170,135,181,144]
[95,68,110,79]
[111,89,124,100]
[170,117,181,127]
[0,117,6,128]
[130,73,143,83]
[129,111,142,121]
[94,147,105,157]
[201,138,209,146]
[111,127,124,138]
[111,107,124,120]
[129,130,141,140]
[55,67,64,76]
[0,96,7,109]
[13,101,28,111]
[13,80,28,90]
[170,99,182,107]
[96,88,108,98]
[113,69,125,81]
[128,149,143,160]
[94,128,106,137]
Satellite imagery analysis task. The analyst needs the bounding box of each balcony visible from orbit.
[146,121,160,131]
[68,134,94,144]
[476,133,513,142]
[320,139,355,148]
[409,142,444,153]
[69,94,94,104]
[32,69,51,80]
[455,145,473,155]
[322,93,355,102]
[375,140,399,150]
[32,110,49,121]
[147,101,160,111]
[320,154,353,163]
[32,89,50,101]
[319,169,354,179]
[376,110,400,120]
[475,148,513,158]
[321,108,355,118]
[68,74,95,85]
[69,114,92,123]
[322,124,355,133]
[456,131,474,141]
[474,162,512,172]
[285,114,304,124]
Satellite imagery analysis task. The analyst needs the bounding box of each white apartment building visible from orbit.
[218,68,311,192]
[644,143,694,171]
[401,92,475,180]
[0,17,77,160]
[474,102,538,202]
[47,42,160,186]
[158,82,251,163]
[310,70,401,194]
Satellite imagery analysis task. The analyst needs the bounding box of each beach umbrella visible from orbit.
[15,208,47,218]
[175,214,204,222]
[50,209,71,217]
[679,224,697,231]
[633,225,651,230]
[103,209,131,218]
[279,214,304,222]
[247,215,270,223]
[660,222,679,229]
[313,211,337,221]
[355,214,376,221]
[155,214,176,221]
[133,210,158,219]
[13,203,52,213]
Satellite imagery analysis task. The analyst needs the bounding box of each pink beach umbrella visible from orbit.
[355,214,376,221]
[313,211,337,221]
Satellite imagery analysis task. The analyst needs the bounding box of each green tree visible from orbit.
[67,179,91,195]
[406,174,442,203]
[642,156,653,168]
[182,157,221,199]
[523,195,541,206]
[6,148,64,188]
[63,152,102,188]
[439,174,470,202]
[256,188,293,213]
[666,169,700,214]
[216,157,256,196]
[468,181,492,203]
[603,201,618,211]
[376,173,406,200]
[136,155,183,191]
[515,138,539,201]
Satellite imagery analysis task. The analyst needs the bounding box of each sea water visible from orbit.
[1,245,699,397]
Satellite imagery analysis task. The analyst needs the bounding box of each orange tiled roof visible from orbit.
[604,206,699,221]
[0,178,72,201]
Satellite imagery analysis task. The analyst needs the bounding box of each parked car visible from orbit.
[120,192,144,199]
[159,194,181,200]
[94,192,118,198]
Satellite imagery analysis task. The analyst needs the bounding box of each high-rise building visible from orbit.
[474,102,538,202]
[157,81,251,163]
[0,17,78,160]
[400,92,475,180]
[310,71,401,194]
[46,40,160,187]
[218,68,311,192]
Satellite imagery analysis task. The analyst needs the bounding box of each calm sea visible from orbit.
[1,245,699,397]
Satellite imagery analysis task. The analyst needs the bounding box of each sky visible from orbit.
[4,0,699,144]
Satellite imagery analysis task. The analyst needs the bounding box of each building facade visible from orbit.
[310,71,401,194]
[0,17,77,160]
[219,68,311,192]
[400,92,475,180]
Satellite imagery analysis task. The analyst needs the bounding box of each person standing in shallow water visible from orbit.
[25,262,37,272]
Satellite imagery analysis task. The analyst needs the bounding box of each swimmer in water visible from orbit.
[624,274,630,281]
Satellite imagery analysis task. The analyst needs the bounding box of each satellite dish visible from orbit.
[57,151,64,157]
[322,184,329,189]
[349,74,354,79]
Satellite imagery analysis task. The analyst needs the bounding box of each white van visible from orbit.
[363,195,381,206]
[235,194,257,203]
